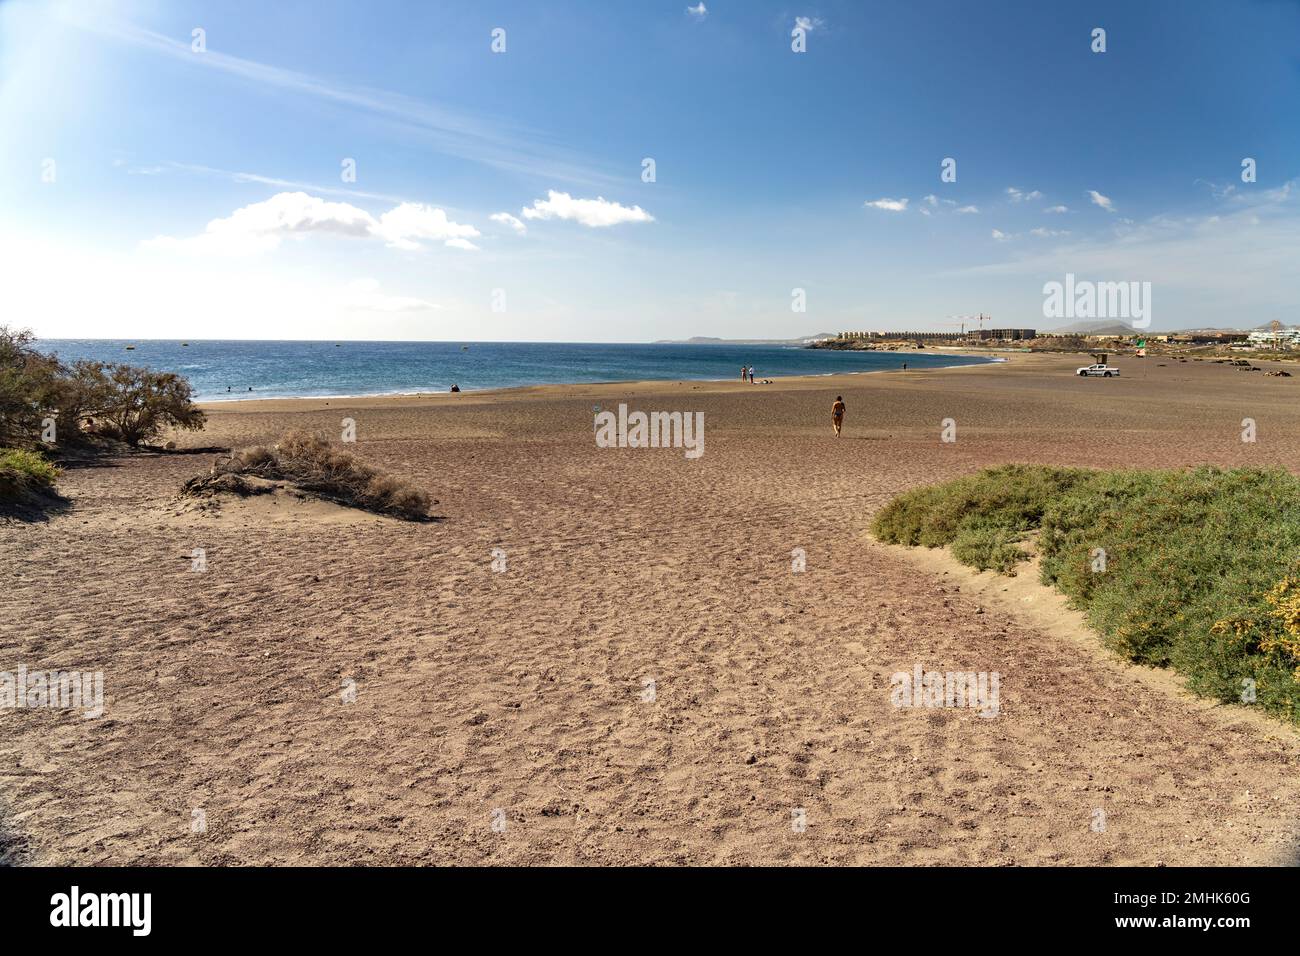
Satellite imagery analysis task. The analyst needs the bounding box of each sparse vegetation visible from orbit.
[0,325,206,451]
[66,360,206,446]
[0,447,62,513]
[0,448,59,485]
[0,326,206,511]
[182,431,434,521]
[872,464,1300,722]
[0,327,70,449]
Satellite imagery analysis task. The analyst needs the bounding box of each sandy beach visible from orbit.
[5,351,1300,865]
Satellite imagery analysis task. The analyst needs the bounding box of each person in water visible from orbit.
[831,395,846,436]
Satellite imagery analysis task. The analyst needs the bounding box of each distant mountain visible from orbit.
[1045,320,1145,335]
[1051,321,1293,335]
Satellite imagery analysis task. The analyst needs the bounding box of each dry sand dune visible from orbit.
[4,352,1300,865]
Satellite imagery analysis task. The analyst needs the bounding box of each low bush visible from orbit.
[68,361,206,447]
[183,431,434,520]
[0,448,60,486]
[0,447,62,513]
[871,464,1300,722]
[1,325,206,450]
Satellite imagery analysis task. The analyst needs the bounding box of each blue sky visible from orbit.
[3,0,1299,340]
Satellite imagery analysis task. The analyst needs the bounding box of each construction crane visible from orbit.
[938,313,990,337]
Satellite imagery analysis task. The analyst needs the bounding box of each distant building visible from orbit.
[1247,329,1300,347]
[970,328,1037,341]
[1167,331,1250,344]
[837,329,1035,342]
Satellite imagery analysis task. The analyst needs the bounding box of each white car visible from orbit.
[1076,363,1120,378]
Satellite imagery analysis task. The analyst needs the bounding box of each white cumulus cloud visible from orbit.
[686,2,707,20]
[373,202,481,250]
[1045,205,1069,214]
[520,190,654,228]
[865,197,909,212]
[1088,190,1116,212]
[144,192,480,254]
[1005,187,1042,203]
[955,205,979,214]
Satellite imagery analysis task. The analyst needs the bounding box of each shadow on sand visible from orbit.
[0,811,32,867]
[0,486,71,524]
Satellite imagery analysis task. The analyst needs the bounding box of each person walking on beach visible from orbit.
[831,395,846,436]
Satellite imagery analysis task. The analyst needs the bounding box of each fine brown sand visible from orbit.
[4,351,1300,865]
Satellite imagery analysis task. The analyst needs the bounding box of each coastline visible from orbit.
[196,351,1008,411]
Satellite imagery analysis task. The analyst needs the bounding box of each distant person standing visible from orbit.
[740,365,747,382]
[831,395,846,436]
[748,365,755,384]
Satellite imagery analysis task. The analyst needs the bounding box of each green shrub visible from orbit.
[0,326,71,448]
[68,361,206,446]
[1,325,206,450]
[0,448,60,486]
[0,447,62,513]
[950,524,1029,573]
[873,463,1089,549]
[872,464,1300,722]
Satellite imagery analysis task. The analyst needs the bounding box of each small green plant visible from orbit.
[0,447,62,514]
[0,448,60,486]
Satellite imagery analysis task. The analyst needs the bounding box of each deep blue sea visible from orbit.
[34,339,998,403]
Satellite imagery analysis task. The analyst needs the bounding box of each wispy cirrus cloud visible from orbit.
[490,212,528,234]
[1195,179,1237,200]
[133,160,414,205]
[343,278,439,313]
[66,14,619,187]
[953,182,1300,313]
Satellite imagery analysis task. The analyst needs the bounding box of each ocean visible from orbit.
[34,339,998,403]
